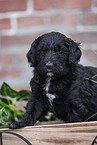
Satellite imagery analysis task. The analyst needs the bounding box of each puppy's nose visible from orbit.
[46,62,53,70]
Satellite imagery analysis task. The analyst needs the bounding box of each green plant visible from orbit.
[0,82,30,127]
[85,74,97,84]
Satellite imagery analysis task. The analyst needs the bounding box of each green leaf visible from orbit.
[0,82,31,127]
[0,82,18,98]
[0,96,12,104]
[0,82,31,100]
[18,90,31,101]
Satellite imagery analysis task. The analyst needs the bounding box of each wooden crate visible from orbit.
[1,121,97,145]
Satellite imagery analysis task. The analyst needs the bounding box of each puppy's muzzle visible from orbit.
[46,62,53,71]
[46,62,54,77]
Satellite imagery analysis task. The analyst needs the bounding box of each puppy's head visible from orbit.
[27,32,81,78]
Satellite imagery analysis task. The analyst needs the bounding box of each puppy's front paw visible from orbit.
[8,122,22,129]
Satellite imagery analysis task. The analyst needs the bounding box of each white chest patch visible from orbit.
[44,78,56,106]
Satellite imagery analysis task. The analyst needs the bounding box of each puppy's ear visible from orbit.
[69,40,81,65]
[26,40,37,67]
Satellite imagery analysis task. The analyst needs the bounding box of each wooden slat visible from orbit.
[1,121,97,145]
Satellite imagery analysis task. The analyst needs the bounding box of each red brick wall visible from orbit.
[0,0,97,90]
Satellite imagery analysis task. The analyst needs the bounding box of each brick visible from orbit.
[1,34,41,47]
[18,16,45,28]
[0,69,21,79]
[83,49,97,62]
[0,55,12,67]
[82,12,97,25]
[70,32,97,43]
[0,0,27,12]
[17,54,26,62]
[34,0,91,10]
[0,18,11,30]
[16,86,30,91]
[93,0,97,7]
[51,14,79,26]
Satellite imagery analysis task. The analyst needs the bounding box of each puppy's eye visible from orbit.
[58,50,66,54]
[42,48,48,53]
[36,49,41,54]
[59,50,63,53]
[42,49,47,52]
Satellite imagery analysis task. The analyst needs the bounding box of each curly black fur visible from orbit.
[8,32,97,129]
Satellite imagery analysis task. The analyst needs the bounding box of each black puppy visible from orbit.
[9,32,97,129]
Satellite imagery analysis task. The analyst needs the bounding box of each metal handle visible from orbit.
[0,131,32,145]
